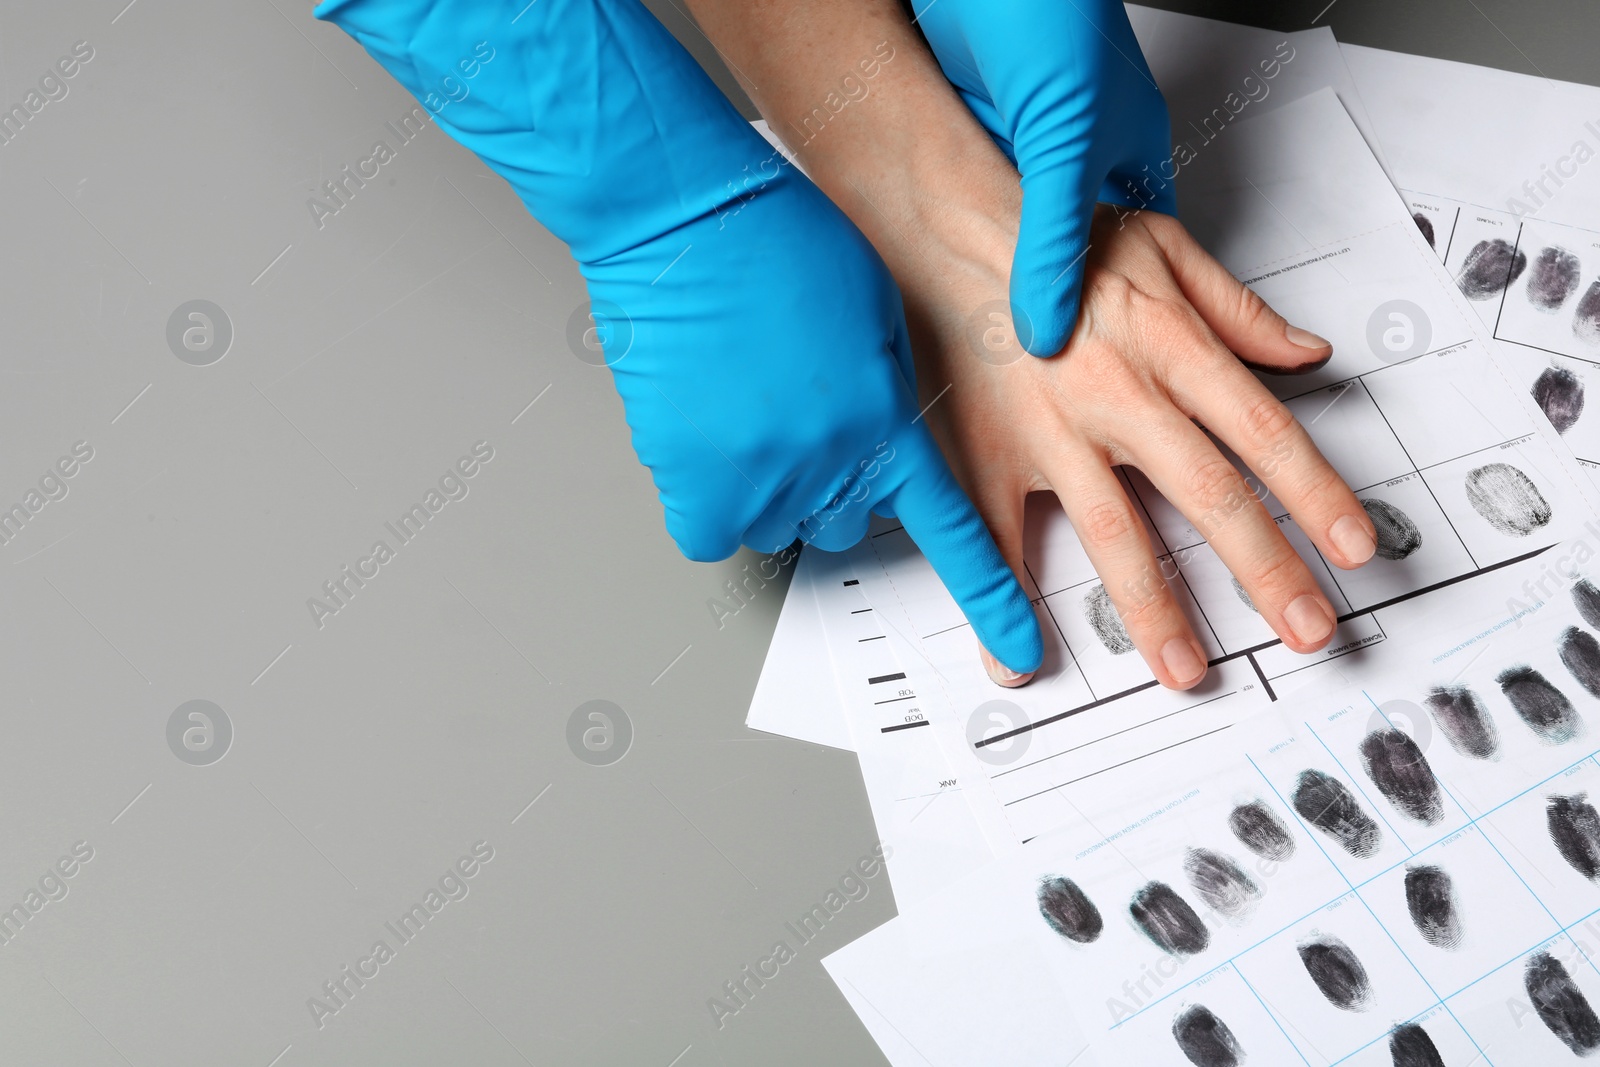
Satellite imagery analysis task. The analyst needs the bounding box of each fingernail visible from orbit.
[1284,595,1335,647]
[1286,324,1331,349]
[980,646,1032,687]
[1329,513,1376,565]
[1161,638,1205,686]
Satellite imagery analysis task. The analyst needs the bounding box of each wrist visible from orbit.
[761,39,1017,293]
[677,0,1020,288]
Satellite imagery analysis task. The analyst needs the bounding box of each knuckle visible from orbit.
[1184,453,1248,514]
[1237,395,1299,455]
[1234,283,1279,334]
[1077,498,1140,549]
[1078,353,1143,405]
[1137,293,1196,345]
[1117,555,1182,623]
[1118,581,1169,628]
[1082,269,1139,315]
[1141,208,1179,235]
[1293,463,1353,513]
[1245,548,1308,603]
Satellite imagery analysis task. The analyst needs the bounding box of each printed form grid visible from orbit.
[1096,688,1600,1066]
[1417,192,1600,467]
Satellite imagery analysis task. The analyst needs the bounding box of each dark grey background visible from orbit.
[0,2,1591,1066]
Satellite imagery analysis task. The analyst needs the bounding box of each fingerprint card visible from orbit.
[826,561,1600,1066]
[1478,762,1600,930]
[1231,897,1439,1059]
[1329,471,1479,608]
[1396,196,1600,469]
[1443,204,1525,326]
[1358,827,1559,994]
[1494,217,1600,364]
[1285,379,1416,492]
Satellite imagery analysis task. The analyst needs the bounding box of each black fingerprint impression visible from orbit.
[1130,881,1210,956]
[1171,1004,1243,1067]
[1548,794,1600,881]
[1560,626,1600,699]
[1423,685,1501,759]
[1465,463,1552,537]
[1292,769,1382,858]
[1528,246,1582,311]
[1532,366,1585,435]
[1359,729,1444,824]
[1404,865,1462,949]
[1389,1023,1446,1067]
[1083,583,1133,655]
[1361,498,1422,560]
[1183,848,1261,920]
[1228,800,1295,861]
[1457,238,1527,300]
[1412,213,1436,250]
[1498,665,1582,745]
[1037,876,1103,943]
[1575,578,1600,632]
[1526,950,1600,1055]
[1577,280,1600,346]
[1298,935,1371,1010]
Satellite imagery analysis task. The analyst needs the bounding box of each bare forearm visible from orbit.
[680,0,1018,296]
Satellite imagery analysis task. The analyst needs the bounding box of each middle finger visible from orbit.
[1119,401,1339,654]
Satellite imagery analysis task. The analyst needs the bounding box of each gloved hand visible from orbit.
[314,0,1044,673]
[915,0,1176,355]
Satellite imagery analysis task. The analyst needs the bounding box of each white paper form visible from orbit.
[741,534,996,901]
[827,538,1600,1066]
[745,6,1391,756]
[1126,7,1386,174]
[744,547,855,751]
[850,87,1600,863]
[1343,45,1600,471]
[806,548,1003,906]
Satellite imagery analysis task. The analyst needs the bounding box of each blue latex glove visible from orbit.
[915,0,1176,355]
[314,0,1043,671]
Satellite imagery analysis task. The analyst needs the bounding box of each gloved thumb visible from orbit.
[1008,161,1100,356]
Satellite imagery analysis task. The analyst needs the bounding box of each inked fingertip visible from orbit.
[1239,351,1333,376]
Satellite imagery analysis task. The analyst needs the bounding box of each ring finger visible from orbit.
[1042,440,1210,689]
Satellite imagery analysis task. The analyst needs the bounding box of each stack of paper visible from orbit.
[747,8,1600,1064]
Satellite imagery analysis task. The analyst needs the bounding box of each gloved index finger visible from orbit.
[883,430,1044,675]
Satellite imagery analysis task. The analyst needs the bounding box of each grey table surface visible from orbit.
[0,1,1593,1065]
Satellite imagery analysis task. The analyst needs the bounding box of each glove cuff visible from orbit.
[315,0,781,265]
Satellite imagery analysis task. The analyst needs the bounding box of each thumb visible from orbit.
[885,430,1043,675]
[1149,217,1335,374]
[1009,161,1100,356]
